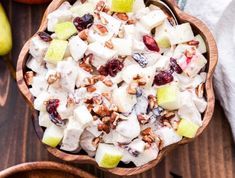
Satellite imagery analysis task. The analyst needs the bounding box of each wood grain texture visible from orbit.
[0,0,234,178]
[0,161,96,178]
[15,0,218,176]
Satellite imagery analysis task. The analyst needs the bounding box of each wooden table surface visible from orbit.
[0,1,235,178]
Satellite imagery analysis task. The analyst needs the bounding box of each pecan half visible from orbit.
[78,29,88,41]
[163,111,175,120]
[94,24,108,36]
[105,40,114,49]
[102,79,113,87]
[127,82,138,95]
[127,19,136,25]
[187,40,200,47]
[116,13,128,21]
[148,95,158,110]
[93,105,111,117]
[47,72,61,85]
[86,85,96,93]
[24,71,34,86]
[137,114,149,124]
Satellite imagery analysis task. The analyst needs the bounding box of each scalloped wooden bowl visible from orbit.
[0,161,96,178]
[16,0,218,176]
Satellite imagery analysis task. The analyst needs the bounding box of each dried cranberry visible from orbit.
[38,32,52,42]
[170,58,183,74]
[143,35,159,52]
[132,53,148,68]
[153,71,173,86]
[73,14,94,31]
[98,59,124,77]
[46,99,65,127]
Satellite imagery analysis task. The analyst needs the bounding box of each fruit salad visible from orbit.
[26,0,208,168]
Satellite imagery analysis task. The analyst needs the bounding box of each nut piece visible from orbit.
[137,114,149,124]
[195,83,204,98]
[116,13,128,21]
[95,0,106,11]
[78,29,88,41]
[47,72,61,85]
[163,111,175,120]
[141,127,156,144]
[187,40,200,47]
[93,105,111,117]
[24,71,34,86]
[133,75,147,86]
[79,54,94,73]
[148,95,158,110]
[127,19,136,24]
[86,85,97,93]
[102,79,113,87]
[97,123,110,134]
[94,24,108,36]
[127,82,138,95]
[104,40,114,49]
[92,137,101,147]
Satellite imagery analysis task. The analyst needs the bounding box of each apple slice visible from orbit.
[95,143,123,168]
[42,125,64,148]
[45,39,68,64]
[111,0,134,12]
[157,83,181,110]
[55,22,77,40]
[177,118,200,138]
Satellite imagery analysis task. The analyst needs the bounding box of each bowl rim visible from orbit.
[16,0,218,176]
[0,161,96,178]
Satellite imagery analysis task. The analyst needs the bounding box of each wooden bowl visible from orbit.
[0,161,96,178]
[16,0,218,176]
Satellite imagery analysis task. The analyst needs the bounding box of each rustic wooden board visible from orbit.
[0,0,234,178]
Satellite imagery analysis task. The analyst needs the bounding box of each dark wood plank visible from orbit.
[0,0,234,178]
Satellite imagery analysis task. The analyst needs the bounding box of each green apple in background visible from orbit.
[45,39,68,64]
[157,83,181,110]
[55,22,77,40]
[70,3,95,17]
[0,3,12,56]
[177,118,200,138]
[95,143,123,168]
[111,0,134,12]
[42,125,64,147]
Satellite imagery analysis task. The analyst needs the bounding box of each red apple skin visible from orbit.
[14,0,52,4]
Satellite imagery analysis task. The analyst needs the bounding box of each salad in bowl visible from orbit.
[24,0,209,169]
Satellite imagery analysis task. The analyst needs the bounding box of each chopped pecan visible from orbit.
[141,127,156,144]
[196,83,204,98]
[102,79,113,87]
[79,62,93,73]
[105,40,114,49]
[127,82,138,95]
[102,116,111,124]
[92,137,100,147]
[142,135,155,143]
[127,19,136,24]
[116,13,128,21]
[87,85,97,93]
[133,75,146,86]
[93,105,111,117]
[66,96,76,107]
[24,71,34,86]
[110,112,119,123]
[97,123,110,134]
[94,24,108,36]
[137,114,149,124]
[47,72,61,85]
[92,95,103,105]
[148,95,158,110]
[95,0,106,11]
[78,29,88,41]
[102,92,111,101]
[163,111,175,119]
[187,40,200,47]
[141,127,152,136]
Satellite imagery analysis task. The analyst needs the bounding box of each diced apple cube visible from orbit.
[195,34,207,54]
[26,58,47,74]
[30,75,48,97]
[116,113,140,140]
[42,125,64,148]
[69,35,88,61]
[168,23,194,45]
[121,64,142,83]
[112,38,133,56]
[47,9,72,32]
[157,83,181,110]
[70,2,95,17]
[45,39,68,64]
[112,84,137,113]
[34,91,50,111]
[95,143,123,168]
[87,42,117,60]
[61,118,83,152]
[74,105,93,128]
[177,118,200,138]
[132,0,146,13]
[29,36,49,58]
[140,10,167,30]
[155,127,182,147]
[55,22,77,40]
[39,112,52,128]
[100,12,122,35]
[111,0,134,12]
